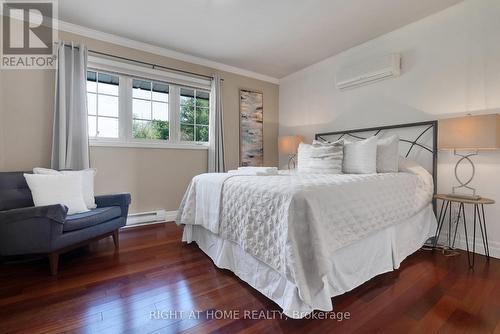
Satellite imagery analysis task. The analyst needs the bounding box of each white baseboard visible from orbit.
[122,220,175,229]
[438,231,500,259]
[164,210,178,222]
[126,209,177,226]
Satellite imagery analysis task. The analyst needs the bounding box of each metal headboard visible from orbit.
[315,121,438,209]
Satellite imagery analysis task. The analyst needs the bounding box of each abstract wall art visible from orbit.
[239,90,263,166]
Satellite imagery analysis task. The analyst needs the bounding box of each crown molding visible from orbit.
[57,20,280,85]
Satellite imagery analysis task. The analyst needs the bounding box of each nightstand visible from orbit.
[433,194,494,269]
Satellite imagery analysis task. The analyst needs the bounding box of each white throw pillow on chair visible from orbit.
[24,173,88,214]
[33,168,97,209]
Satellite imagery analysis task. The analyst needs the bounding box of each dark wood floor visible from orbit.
[1,223,500,334]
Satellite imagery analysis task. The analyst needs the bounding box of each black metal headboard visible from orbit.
[315,121,438,200]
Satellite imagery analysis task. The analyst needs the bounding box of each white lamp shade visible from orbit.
[438,114,500,150]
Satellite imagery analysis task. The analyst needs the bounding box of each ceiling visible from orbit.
[58,0,463,79]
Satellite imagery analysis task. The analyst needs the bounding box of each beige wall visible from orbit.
[0,30,279,213]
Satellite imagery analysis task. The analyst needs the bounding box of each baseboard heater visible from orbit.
[126,210,167,226]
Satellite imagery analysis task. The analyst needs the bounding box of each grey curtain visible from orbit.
[208,74,225,172]
[51,43,89,170]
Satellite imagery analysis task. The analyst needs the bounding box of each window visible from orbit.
[180,88,210,142]
[85,62,211,148]
[132,79,169,140]
[87,71,120,138]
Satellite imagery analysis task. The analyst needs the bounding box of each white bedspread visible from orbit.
[176,169,278,234]
[177,168,433,315]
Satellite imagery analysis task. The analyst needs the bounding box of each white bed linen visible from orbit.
[182,204,436,318]
[176,171,278,234]
[179,173,232,234]
[177,167,434,318]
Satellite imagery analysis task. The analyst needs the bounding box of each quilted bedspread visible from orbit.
[177,167,433,312]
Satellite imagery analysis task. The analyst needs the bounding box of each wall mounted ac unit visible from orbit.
[336,53,401,90]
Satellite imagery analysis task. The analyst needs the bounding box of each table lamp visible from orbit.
[279,135,304,169]
[438,114,500,199]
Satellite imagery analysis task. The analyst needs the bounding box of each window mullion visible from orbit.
[169,85,180,143]
[120,76,132,141]
[95,71,100,137]
[150,85,153,121]
[194,90,197,142]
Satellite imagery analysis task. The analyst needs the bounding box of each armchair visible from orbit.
[0,172,131,275]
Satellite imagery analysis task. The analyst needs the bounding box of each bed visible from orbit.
[177,121,438,319]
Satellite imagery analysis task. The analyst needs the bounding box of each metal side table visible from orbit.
[433,194,494,269]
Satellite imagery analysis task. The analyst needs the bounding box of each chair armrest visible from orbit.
[0,204,68,255]
[0,204,67,225]
[95,193,131,218]
[95,193,131,208]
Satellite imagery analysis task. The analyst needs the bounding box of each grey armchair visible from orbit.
[0,172,131,275]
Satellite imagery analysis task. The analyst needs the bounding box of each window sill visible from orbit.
[89,139,209,150]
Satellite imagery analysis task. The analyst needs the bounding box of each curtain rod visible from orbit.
[56,42,219,81]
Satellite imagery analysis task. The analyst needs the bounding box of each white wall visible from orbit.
[279,0,500,257]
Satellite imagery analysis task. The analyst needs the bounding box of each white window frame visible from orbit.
[87,56,212,150]
[179,87,211,143]
[86,70,121,140]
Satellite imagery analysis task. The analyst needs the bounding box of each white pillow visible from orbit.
[24,174,88,215]
[399,157,434,191]
[297,140,344,174]
[376,135,399,173]
[33,168,97,209]
[398,157,421,172]
[311,139,336,146]
[343,136,377,174]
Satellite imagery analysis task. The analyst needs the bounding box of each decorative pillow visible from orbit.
[376,135,400,173]
[24,173,88,214]
[343,136,377,174]
[33,168,97,209]
[297,139,344,174]
[311,139,335,146]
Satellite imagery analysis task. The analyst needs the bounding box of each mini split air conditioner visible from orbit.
[336,53,401,90]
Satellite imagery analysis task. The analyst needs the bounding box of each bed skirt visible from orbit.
[182,204,436,319]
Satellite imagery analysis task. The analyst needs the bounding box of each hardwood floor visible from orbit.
[1,223,500,333]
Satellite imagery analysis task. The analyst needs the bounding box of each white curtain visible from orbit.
[51,43,90,170]
[208,74,225,172]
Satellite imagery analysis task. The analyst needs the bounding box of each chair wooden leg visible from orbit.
[48,252,59,276]
[112,230,119,249]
